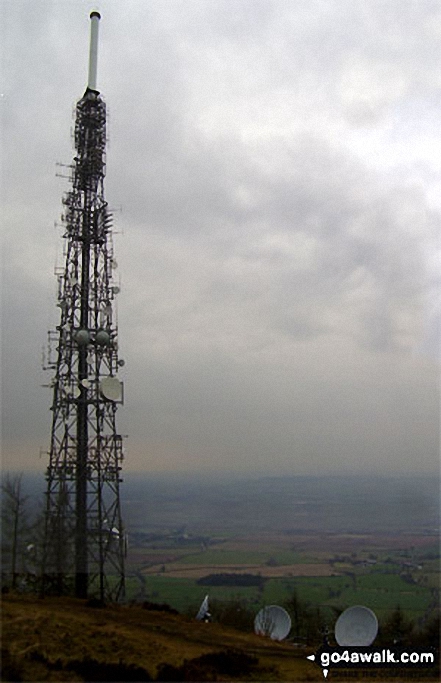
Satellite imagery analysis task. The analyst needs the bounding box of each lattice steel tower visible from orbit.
[42,12,125,601]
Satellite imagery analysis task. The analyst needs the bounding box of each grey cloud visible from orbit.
[2,0,439,475]
[119,127,430,356]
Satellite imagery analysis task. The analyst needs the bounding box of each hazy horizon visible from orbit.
[4,469,438,536]
[3,467,439,482]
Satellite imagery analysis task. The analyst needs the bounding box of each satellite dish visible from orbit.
[111,258,118,269]
[75,329,90,345]
[118,359,125,367]
[254,605,291,641]
[196,595,210,621]
[335,606,378,647]
[100,376,122,401]
[96,329,111,346]
[112,285,120,295]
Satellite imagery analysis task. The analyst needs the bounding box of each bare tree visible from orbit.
[1,473,29,589]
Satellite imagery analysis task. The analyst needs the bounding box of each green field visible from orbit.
[125,519,439,636]
[177,548,312,565]
[130,570,434,624]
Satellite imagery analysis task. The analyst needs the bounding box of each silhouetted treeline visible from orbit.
[207,598,256,632]
[197,573,266,587]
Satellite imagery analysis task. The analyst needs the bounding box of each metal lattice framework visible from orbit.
[42,83,125,601]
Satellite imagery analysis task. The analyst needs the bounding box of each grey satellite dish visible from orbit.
[196,595,210,621]
[335,606,378,646]
[75,329,90,345]
[112,285,120,295]
[96,329,111,346]
[100,376,123,401]
[254,605,291,641]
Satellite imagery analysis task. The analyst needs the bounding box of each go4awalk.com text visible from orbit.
[307,646,438,678]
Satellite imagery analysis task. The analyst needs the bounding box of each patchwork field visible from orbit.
[126,530,439,626]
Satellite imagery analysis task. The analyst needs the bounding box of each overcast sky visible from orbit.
[2,0,440,477]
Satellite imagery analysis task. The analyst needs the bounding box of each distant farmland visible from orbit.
[123,474,439,631]
[129,572,433,623]
[126,530,438,625]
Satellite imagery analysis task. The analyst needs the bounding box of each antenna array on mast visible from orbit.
[41,12,126,602]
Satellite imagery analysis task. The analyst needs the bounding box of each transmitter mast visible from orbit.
[42,12,125,601]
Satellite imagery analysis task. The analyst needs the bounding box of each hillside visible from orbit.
[2,593,318,681]
[2,593,438,681]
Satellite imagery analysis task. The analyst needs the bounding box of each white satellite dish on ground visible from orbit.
[196,595,210,621]
[335,606,378,646]
[254,605,291,641]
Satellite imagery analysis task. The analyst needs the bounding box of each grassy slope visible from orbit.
[3,593,439,682]
[2,593,318,682]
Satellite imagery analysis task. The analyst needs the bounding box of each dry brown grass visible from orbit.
[1,593,322,681]
[2,593,438,681]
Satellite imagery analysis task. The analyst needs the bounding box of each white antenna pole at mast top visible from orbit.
[88,11,101,91]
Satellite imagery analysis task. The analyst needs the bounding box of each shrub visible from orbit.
[86,597,106,609]
[141,600,179,615]
[67,656,152,681]
[156,649,262,681]
[377,606,415,646]
[284,589,327,645]
[209,598,256,632]
[1,647,24,682]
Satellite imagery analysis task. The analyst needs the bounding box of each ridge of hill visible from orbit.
[2,594,438,682]
[2,593,315,681]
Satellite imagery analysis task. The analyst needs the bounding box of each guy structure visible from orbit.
[42,12,125,601]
